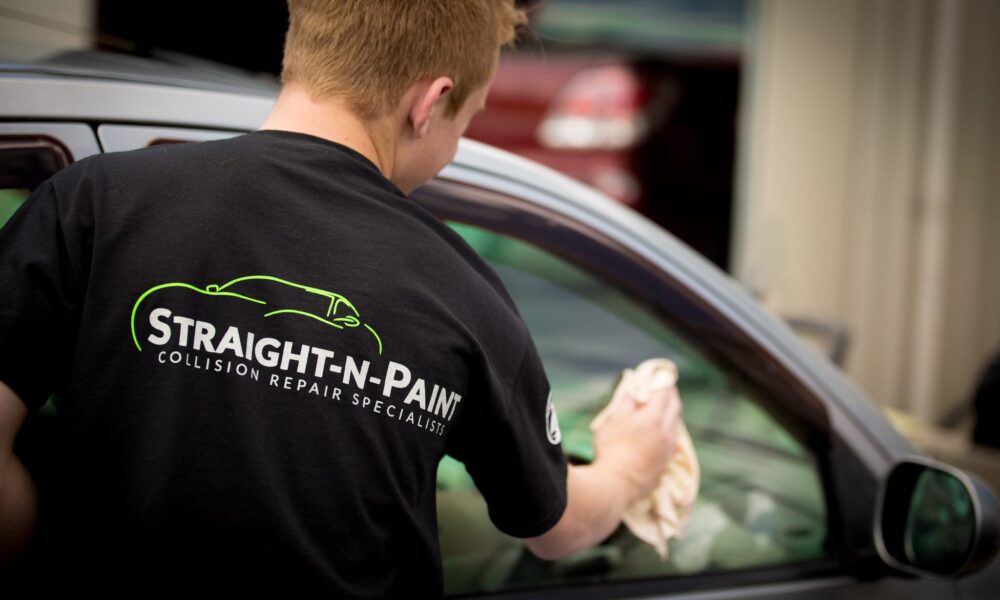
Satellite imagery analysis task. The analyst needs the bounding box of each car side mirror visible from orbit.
[875,457,1000,577]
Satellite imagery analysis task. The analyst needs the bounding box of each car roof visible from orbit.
[0,60,275,131]
[0,49,279,96]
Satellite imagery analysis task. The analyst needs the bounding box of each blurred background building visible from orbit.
[735,0,1000,446]
[1,0,998,454]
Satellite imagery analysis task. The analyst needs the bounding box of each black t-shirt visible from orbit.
[0,129,567,596]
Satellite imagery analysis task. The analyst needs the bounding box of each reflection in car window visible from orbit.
[437,222,829,596]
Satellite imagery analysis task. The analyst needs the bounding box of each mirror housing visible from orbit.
[875,456,1000,577]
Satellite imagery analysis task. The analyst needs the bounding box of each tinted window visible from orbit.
[437,223,829,595]
[0,189,30,228]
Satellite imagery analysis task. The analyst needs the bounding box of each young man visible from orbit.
[0,0,681,595]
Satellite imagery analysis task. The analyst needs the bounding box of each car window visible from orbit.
[0,188,30,228]
[436,222,830,596]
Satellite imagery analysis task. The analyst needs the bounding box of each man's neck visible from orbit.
[257,82,396,178]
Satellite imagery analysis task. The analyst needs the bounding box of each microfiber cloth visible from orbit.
[590,358,700,559]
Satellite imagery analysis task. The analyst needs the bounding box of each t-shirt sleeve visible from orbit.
[446,332,569,539]
[0,179,84,413]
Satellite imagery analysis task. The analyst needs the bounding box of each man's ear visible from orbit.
[409,76,454,138]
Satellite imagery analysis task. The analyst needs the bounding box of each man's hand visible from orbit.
[592,383,682,504]
[524,382,682,560]
[0,380,37,562]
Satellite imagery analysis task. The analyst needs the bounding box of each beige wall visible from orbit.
[734,0,1000,422]
[0,0,95,61]
[932,0,1000,421]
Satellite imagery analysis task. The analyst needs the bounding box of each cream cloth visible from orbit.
[590,358,700,559]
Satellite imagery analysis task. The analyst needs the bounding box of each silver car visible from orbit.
[1,52,998,598]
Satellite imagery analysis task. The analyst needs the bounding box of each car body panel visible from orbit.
[0,73,272,130]
[97,124,238,151]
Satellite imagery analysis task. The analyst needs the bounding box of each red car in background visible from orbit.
[465,0,745,270]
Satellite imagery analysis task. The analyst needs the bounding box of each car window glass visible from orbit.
[437,222,830,596]
[0,189,30,229]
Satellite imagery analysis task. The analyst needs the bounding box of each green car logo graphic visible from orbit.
[130,275,383,355]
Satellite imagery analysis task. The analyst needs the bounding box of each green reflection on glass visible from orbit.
[905,469,974,572]
[0,189,30,228]
[439,221,829,596]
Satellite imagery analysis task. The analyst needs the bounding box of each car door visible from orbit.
[413,177,958,599]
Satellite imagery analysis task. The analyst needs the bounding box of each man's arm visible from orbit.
[0,380,36,561]
[524,384,682,560]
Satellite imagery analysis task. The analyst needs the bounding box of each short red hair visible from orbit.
[281,0,525,119]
